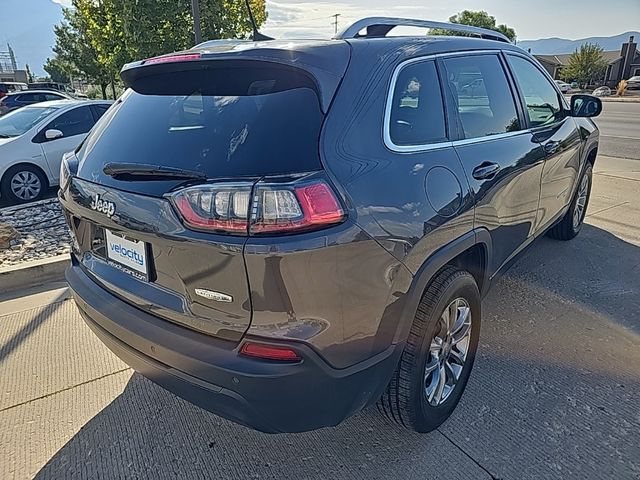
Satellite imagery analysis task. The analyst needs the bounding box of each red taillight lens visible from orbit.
[170,183,252,233]
[251,180,344,234]
[240,342,302,362]
[144,53,202,65]
[170,178,345,235]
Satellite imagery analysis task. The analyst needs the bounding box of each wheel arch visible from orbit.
[392,229,492,346]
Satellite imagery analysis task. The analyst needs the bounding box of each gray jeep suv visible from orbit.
[60,17,601,433]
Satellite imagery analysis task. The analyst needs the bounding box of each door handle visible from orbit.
[544,141,560,154]
[472,162,501,180]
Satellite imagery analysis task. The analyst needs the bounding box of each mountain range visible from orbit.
[1,1,638,76]
[518,31,640,54]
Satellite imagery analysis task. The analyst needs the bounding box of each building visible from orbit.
[534,35,640,86]
[0,44,28,83]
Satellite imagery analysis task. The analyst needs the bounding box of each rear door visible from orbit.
[442,52,546,276]
[505,53,582,232]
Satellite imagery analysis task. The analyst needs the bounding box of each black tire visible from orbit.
[1,164,48,205]
[547,164,593,241]
[378,266,481,432]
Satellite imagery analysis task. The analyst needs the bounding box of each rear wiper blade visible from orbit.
[103,163,207,180]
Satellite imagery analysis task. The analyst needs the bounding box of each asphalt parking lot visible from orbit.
[1,102,639,479]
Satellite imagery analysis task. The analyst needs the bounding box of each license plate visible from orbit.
[105,229,149,280]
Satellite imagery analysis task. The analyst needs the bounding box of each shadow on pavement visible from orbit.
[506,224,640,334]
[0,292,67,364]
[34,224,640,480]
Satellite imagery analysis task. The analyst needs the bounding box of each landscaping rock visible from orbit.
[0,198,71,267]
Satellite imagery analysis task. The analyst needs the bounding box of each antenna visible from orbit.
[244,0,274,41]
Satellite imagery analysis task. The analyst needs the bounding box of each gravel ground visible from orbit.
[0,198,70,267]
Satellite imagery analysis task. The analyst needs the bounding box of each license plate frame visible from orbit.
[104,229,149,281]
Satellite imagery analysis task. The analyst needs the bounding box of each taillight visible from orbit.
[171,183,252,233]
[251,181,344,233]
[170,177,345,235]
[240,342,301,362]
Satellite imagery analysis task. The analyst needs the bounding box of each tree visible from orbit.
[560,43,608,88]
[43,57,73,84]
[49,0,267,99]
[53,5,112,98]
[431,10,516,42]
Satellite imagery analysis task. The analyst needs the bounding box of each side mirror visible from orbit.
[570,95,602,118]
[45,129,64,140]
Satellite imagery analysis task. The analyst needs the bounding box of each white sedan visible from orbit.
[0,99,112,204]
[554,80,572,93]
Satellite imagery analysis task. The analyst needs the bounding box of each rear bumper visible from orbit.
[67,263,402,433]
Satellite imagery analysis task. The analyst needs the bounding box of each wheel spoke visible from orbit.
[451,306,470,335]
[452,322,471,346]
[424,355,439,377]
[429,364,446,404]
[445,359,463,382]
[449,346,466,365]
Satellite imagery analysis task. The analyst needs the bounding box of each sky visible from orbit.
[3,0,639,75]
[48,0,640,40]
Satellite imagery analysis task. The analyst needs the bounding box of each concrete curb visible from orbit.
[0,255,68,293]
[599,97,640,102]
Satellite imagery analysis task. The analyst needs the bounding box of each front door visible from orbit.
[505,53,582,231]
[39,105,96,183]
[440,52,546,276]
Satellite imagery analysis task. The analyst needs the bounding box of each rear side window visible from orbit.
[442,54,521,139]
[17,93,45,103]
[46,106,95,137]
[77,64,324,179]
[507,55,562,127]
[388,60,447,146]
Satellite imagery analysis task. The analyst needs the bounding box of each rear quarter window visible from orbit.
[387,60,447,147]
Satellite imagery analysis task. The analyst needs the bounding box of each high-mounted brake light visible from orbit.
[240,342,302,362]
[170,178,345,235]
[144,53,202,65]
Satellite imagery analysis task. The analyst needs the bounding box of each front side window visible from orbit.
[507,55,562,127]
[46,106,95,137]
[442,54,521,139]
[388,60,447,146]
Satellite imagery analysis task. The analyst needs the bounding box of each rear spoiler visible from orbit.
[120,41,351,113]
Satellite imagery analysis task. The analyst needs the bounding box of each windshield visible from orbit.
[0,106,58,137]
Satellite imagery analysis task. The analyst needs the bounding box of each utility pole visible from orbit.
[331,13,341,36]
[191,0,202,45]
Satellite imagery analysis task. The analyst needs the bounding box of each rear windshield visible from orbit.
[77,64,324,183]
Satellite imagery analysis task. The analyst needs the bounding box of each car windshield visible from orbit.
[0,106,58,138]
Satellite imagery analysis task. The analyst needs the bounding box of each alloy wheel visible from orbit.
[10,171,42,201]
[573,173,589,229]
[424,297,472,406]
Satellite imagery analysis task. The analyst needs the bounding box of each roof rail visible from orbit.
[334,17,511,43]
